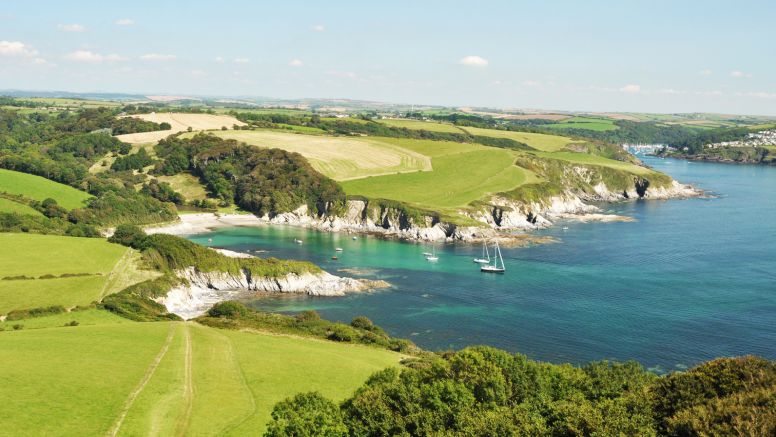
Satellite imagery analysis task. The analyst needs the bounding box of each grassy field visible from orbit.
[200,130,432,181]
[0,319,402,436]
[0,234,144,314]
[0,197,42,215]
[378,118,465,133]
[544,116,618,132]
[156,172,210,201]
[0,169,92,210]
[20,97,122,108]
[460,126,580,151]
[342,139,538,211]
[531,151,653,175]
[115,113,247,144]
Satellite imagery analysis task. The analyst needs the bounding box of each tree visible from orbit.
[108,224,148,249]
[265,392,347,437]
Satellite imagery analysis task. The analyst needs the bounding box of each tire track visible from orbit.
[214,330,257,435]
[106,324,176,437]
[175,324,194,437]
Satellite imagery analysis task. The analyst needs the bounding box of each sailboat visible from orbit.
[473,240,490,264]
[480,241,505,273]
[425,246,438,262]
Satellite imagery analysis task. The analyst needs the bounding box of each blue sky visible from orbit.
[1,0,775,115]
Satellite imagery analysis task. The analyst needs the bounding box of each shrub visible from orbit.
[265,392,347,437]
[296,310,321,322]
[64,320,79,327]
[207,301,251,318]
[109,224,148,249]
[12,324,23,330]
[327,324,358,342]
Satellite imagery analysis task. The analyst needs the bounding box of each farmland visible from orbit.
[199,130,432,181]
[544,116,618,132]
[377,118,465,133]
[0,169,92,209]
[459,126,581,151]
[0,198,41,215]
[0,233,143,315]
[115,113,246,144]
[0,318,402,436]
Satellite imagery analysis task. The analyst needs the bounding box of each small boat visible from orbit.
[294,239,303,245]
[425,247,439,262]
[473,240,490,264]
[331,255,338,260]
[562,226,569,231]
[352,236,357,240]
[481,241,505,273]
[335,247,343,252]
[208,238,213,243]
[422,252,433,257]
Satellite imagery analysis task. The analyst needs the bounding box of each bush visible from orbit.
[108,224,148,249]
[207,301,251,318]
[327,324,358,342]
[64,320,79,327]
[5,305,66,321]
[265,392,347,437]
[296,310,321,322]
[12,324,23,330]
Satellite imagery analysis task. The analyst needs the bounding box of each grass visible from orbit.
[0,197,42,215]
[0,308,129,330]
[0,234,135,314]
[199,130,432,181]
[0,320,402,436]
[460,126,580,151]
[531,151,652,175]
[0,169,92,210]
[156,172,210,201]
[544,116,618,132]
[342,140,538,211]
[378,118,465,133]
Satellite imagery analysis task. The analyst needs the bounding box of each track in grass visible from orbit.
[0,169,92,210]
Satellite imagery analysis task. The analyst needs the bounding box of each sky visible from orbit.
[1,0,775,115]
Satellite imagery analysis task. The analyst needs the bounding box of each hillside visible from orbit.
[0,169,92,210]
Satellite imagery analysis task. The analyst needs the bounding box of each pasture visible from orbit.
[544,116,618,132]
[0,319,402,436]
[155,172,210,201]
[0,234,137,314]
[532,151,653,175]
[378,118,464,133]
[0,197,41,215]
[460,126,580,151]
[201,130,432,181]
[115,113,247,144]
[0,169,92,210]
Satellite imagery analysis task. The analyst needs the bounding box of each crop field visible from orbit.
[544,116,618,132]
[341,139,538,211]
[0,319,402,436]
[0,169,92,210]
[201,130,432,181]
[378,118,464,133]
[115,113,247,144]
[0,234,137,314]
[0,197,41,215]
[460,126,580,151]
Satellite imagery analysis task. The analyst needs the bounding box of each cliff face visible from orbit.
[266,166,697,242]
[160,267,389,319]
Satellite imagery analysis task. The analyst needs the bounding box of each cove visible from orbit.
[186,157,776,372]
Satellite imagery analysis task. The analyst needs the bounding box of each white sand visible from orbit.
[144,213,264,235]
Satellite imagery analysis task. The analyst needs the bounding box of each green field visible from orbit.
[532,151,652,175]
[0,318,402,436]
[0,197,42,215]
[0,234,143,314]
[544,116,618,132]
[0,169,92,209]
[460,126,580,151]
[198,130,432,181]
[156,172,210,201]
[341,139,537,211]
[378,118,464,133]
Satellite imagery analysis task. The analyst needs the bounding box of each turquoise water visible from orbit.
[187,157,776,371]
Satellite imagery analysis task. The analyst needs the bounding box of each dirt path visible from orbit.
[106,325,176,437]
[175,324,194,437]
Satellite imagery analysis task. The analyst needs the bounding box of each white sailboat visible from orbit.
[473,240,490,264]
[480,241,505,273]
[425,246,438,262]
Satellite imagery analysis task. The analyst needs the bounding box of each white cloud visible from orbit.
[115,18,134,26]
[730,70,752,78]
[214,56,224,63]
[658,88,687,95]
[63,50,128,63]
[32,57,49,65]
[288,59,303,67]
[459,55,488,67]
[619,84,641,94]
[311,24,325,32]
[190,69,208,77]
[699,69,712,76]
[745,91,776,99]
[57,23,86,32]
[233,57,250,64]
[521,80,542,87]
[140,53,176,61]
[694,90,723,97]
[0,40,38,57]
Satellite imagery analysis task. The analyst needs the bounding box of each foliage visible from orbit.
[108,224,149,249]
[5,305,66,321]
[265,392,347,437]
[140,179,185,204]
[0,212,100,237]
[99,276,181,322]
[110,148,154,171]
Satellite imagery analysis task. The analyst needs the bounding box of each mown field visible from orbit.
[0,169,92,210]
[459,126,580,151]
[377,118,464,133]
[0,234,151,315]
[0,197,42,215]
[0,317,402,436]
[115,113,247,144]
[544,116,618,131]
[200,130,432,181]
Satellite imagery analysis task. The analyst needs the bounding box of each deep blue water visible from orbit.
[187,157,776,372]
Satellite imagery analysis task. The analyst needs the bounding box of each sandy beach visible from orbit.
[144,213,264,235]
